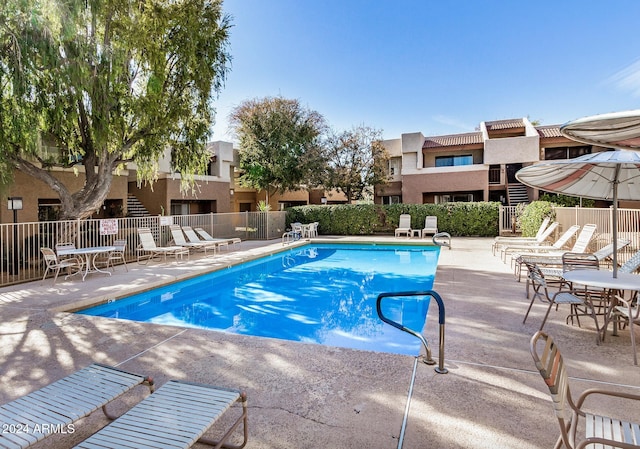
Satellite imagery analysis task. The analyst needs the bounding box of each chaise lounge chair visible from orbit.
[513,224,598,280]
[73,380,248,449]
[492,219,559,255]
[501,224,580,263]
[421,216,438,238]
[395,214,412,238]
[136,227,190,264]
[182,226,219,254]
[194,227,241,251]
[0,363,154,449]
[169,225,215,254]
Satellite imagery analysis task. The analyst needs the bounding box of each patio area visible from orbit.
[0,237,638,448]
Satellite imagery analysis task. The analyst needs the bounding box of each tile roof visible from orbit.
[536,125,563,138]
[485,119,525,130]
[422,132,483,148]
[421,122,566,149]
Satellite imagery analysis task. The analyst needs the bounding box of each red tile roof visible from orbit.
[485,119,525,130]
[536,125,563,138]
[422,132,483,148]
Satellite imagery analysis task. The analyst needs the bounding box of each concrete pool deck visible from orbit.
[1,236,638,448]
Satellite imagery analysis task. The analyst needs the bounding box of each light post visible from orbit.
[7,197,23,275]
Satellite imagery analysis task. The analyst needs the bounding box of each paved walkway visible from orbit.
[1,237,638,448]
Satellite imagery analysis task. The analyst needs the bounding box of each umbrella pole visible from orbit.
[613,167,620,278]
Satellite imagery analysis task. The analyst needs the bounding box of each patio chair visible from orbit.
[55,242,77,262]
[492,218,557,255]
[0,363,154,449]
[40,247,83,285]
[608,293,640,366]
[620,248,640,274]
[136,227,189,263]
[513,224,598,280]
[73,380,248,449]
[182,226,218,254]
[169,225,212,253]
[421,216,438,238]
[194,227,242,251]
[501,224,580,263]
[395,214,412,238]
[522,261,601,343]
[530,331,640,449]
[103,239,128,272]
[532,239,631,286]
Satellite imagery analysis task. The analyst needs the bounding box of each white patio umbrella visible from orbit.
[516,111,640,277]
[560,109,640,150]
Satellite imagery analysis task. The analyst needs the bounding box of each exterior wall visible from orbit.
[400,132,425,175]
[130,177,231,215]
[1,168,129,224]
[401,166,489,203]
[483,134,540,165]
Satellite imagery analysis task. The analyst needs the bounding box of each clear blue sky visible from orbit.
[211,0,640,142]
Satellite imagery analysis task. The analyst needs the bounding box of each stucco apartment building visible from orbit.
[376,117,593,206]
[0,141,342,224]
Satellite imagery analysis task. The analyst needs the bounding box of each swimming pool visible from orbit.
[78,243,440,355]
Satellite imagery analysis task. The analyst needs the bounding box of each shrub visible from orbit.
[518,201,554,237]
[287,202,500,237]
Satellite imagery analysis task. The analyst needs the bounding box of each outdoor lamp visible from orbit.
[7,197,23,210]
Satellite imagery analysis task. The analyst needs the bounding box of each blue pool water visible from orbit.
[78,244,440,355]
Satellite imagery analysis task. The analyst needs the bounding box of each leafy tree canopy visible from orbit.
[323,125,389,202]
[0,0,231,219]
[229,96,326,198]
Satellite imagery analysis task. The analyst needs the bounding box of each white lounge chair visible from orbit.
[502,224,580,263]
[421,216,438,238]
[182,226,218,254]
[73,380,248,449]
[514,224,598,280]
[194,227,241,251]
[169,225,213,253]
[136,227,189,263]
[395,214,412,238]
[0,363,154,449]
[493,216,550,244]
[492,220,559,255]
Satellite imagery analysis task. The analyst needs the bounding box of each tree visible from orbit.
[323,126,389,203]
[0,0,231,219]
[229,96,326,203]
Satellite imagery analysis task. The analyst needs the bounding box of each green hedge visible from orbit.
[286,202,500,237]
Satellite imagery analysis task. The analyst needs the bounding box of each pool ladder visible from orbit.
[376,290,447,374]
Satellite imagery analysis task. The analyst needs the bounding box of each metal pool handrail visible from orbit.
[376,290,448,374]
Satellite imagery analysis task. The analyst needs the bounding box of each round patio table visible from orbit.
[562,269,640,337]
[58,246,116,281]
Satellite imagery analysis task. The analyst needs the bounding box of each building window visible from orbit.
[435,155,473,167]
[389,159,400,176]
[435,193,474,203]
[544,146,591,160]
[381,195,400,205]
[38,199,62,221]
[170,202,190,215]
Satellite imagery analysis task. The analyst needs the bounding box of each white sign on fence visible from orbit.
[99,219,118,235]
[160,216,174,226]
